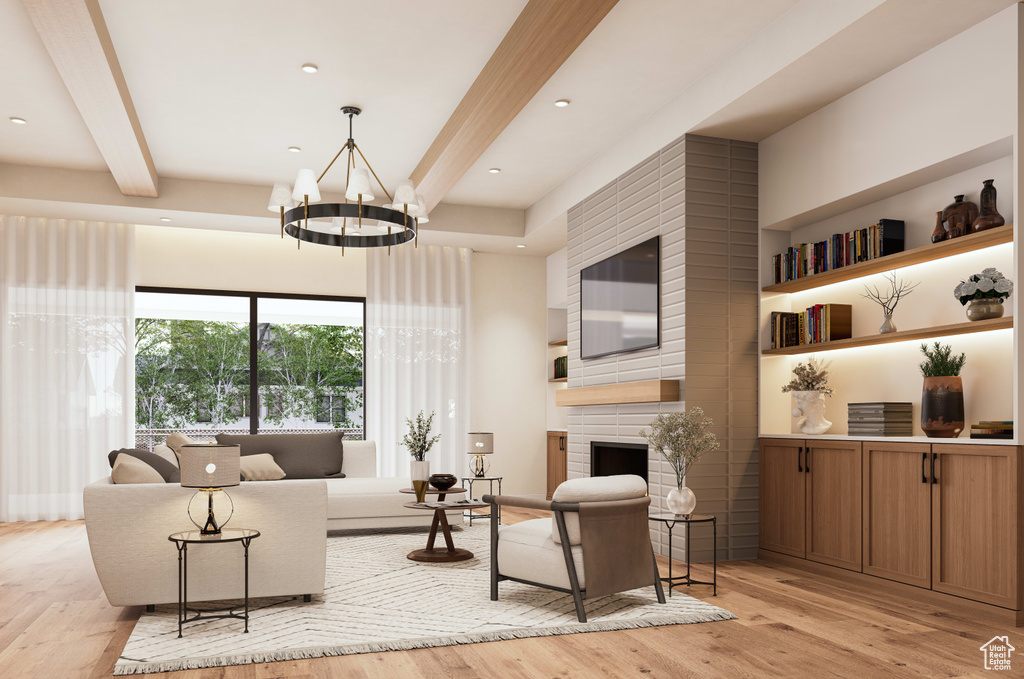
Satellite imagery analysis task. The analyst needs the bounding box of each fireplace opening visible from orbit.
[590,441,648,484]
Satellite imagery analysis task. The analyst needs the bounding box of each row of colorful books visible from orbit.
[970,421,1013,440]
[848,402,912,436]
[770,219,905,285]
[552,355,567,379]
[769,304,852,349]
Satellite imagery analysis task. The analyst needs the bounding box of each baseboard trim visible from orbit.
[757,549,1024,626]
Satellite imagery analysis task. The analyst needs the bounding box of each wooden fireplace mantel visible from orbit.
[555,379,680,407]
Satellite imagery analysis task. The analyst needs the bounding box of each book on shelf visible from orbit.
[770,304,852,348]
[970,420,1013,438]
[770,219,905,285]
[848,401,912,436]
[552,355,567,379]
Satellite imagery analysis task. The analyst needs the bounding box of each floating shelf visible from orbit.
[762,316,1012,356]
[555,379,679,407]
[763,225,1012,294]
[548,338,568,346]
[549,377,568,383]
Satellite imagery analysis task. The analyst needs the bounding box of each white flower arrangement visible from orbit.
[954,268,1013,306]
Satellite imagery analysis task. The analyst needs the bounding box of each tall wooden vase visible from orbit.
[921,376,964,438]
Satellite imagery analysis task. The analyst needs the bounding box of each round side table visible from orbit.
[460,476,503,525]
[399,487,487,562]
[647,513,716,596]
[168,528,260,638]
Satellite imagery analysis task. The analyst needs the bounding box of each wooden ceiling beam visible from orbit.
[23,0,158,197]
[411,0,618,212]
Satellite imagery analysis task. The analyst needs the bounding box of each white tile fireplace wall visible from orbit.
[566,134,758,563]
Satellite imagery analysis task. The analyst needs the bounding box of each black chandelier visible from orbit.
[266,106,427,252]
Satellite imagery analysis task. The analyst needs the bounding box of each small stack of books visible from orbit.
[771,219,905,284]
[970,421,1013,440]
[553,355,567,379]
[847,402,913,436]
[769,304,852,349]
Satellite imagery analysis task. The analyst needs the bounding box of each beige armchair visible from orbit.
[484,475,665,623]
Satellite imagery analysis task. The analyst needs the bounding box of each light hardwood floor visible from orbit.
[0,507,1013,678]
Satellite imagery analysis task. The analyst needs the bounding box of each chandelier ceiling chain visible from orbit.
[266,106,427,253]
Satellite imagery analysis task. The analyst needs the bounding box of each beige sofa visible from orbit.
[84,440,464,607]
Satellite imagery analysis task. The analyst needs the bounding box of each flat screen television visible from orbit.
[580,236,659,360]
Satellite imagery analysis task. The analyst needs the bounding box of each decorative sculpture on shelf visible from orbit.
[971,179,1005,233]
[941,194,978,240]
[782,356,834,435]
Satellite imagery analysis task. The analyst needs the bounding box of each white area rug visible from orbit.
[114,524,735,675]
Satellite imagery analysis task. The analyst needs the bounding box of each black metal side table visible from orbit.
[648,513,716,596]
[460,476,503,525]
[168,528,260,638]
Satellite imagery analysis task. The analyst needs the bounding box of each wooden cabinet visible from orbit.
[759,439,805,557]
[862,442,931,588]
[760,439,862,570]
[932,445,1019,609]
[805,442,862,571]
[546,431,567,500]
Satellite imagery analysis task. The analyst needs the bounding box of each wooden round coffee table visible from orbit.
[399,487,487,562]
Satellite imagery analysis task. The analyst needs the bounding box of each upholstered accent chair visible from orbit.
[484,474,665,623]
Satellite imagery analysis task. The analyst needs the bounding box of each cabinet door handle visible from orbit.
[921,452,928,484]
[930,452,937,484]
[560,436,565,451]
[804,449,810,473]
[797,447,803,473]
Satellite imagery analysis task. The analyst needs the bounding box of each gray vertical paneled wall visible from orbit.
[565,134,759,562]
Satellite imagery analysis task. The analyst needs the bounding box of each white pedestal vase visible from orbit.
[666,487,697,516]
[410,460,430,502]
[791,390,832,435]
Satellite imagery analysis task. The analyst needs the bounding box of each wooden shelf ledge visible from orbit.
[555,379,680,407]
[549,377,567,383]
[763,316,1012,356]
[548,338,568,346]
[763,225,1012,294]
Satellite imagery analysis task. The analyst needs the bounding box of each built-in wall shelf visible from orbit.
[549,377,567,383]
[758,433,1016,446]
[555,379,680,407]
[549,338,568,346]
[763,225,1012,294]
[763,316,1012,356]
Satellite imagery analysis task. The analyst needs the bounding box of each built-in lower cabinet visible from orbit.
[546,431,567,500]
[764,437,1022,614]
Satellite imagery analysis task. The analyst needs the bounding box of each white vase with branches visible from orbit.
[639,407,719,516]
[861,272,918,334]
[782,357,834,435]
[401,411,441,501]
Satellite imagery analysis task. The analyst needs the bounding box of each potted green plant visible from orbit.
[781,356,834,435]
[919,342,966,438]
[954,267,1013,321]
[639,407,719,515]
[402,411,441,501]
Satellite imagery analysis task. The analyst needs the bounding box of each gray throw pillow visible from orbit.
[215,431,344,479]
[107,448,181,483]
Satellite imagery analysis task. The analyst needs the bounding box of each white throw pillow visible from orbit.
[111,453,165,484]
[240,453,287,481]
[152,444,179,469]
[164,432,196,464]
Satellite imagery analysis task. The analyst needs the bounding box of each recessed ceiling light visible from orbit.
[288,146,301,153]
[516,244,526,248]
[301,63,318,73]
[554,99,570,107]
[488,168,501,174]
[9,117,26,124]
[159,217,171,222]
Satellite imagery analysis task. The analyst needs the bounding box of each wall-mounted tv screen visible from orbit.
[580,236,659,360]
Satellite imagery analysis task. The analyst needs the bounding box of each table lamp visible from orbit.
[466,432,494,478]
[180,444,241,535]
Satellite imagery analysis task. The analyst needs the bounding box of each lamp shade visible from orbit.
[292,169,321,202]
[345,167,374,201]
[416,194,429,223]
[180,444,240,488]
[467,432,494,455]
[267,183,295,211]
[393,179,419,214]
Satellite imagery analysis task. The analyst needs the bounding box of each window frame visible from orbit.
[135,286,366,438]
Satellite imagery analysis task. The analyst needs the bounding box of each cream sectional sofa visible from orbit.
[84,440,465,607]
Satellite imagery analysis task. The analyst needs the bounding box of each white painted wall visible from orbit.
[546,247,568,309]
[470,252,548,495]
[136,225,367,297]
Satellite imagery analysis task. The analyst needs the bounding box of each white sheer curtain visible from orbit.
[0,216,134,522]
[366,246,471,478]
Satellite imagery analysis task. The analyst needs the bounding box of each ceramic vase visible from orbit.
[791,390,832,435]
[666,487,696,516]
[410,460,430,502]
[930,210,947,243]
[965,297,1004,321]
[941,195,978,239]
[921,376,964,438]
[971,179,1005,233]
[879,313,896,334]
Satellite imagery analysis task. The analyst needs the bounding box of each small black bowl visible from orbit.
[429,473,457,491]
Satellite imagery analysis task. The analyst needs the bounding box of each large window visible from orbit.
[134,288,363,448]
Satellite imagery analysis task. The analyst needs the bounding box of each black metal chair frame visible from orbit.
[484,496,666,623]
